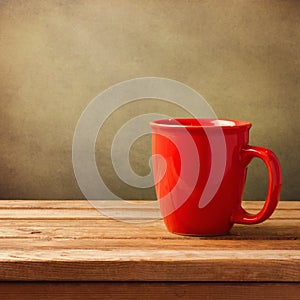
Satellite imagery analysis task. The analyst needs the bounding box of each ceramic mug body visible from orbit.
[151,119,282,235]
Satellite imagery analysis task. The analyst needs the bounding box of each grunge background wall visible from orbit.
[0,0,299,200]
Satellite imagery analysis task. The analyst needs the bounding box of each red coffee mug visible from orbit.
[151,118,282,235]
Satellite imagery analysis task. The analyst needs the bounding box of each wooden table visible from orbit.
[0,200,299,299]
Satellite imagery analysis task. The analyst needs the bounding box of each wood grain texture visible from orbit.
[0,251,299,281]
[0,282,299,300]
[0,200,299,282]
[0,200,299,209]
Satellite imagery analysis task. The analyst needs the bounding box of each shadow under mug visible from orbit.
[150,118,282,236]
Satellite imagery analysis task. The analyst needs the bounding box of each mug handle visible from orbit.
[231,146,282,224]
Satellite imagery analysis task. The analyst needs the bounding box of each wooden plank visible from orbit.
[230,221,300,239]
[0,200,299,210]
[0,207,298,220]
[0,208,161,220]
[0,199,300,209]
[0,200,298,283]
[0,249,299,281]
[0,282,299,300]
[0,219,299,240]
[243,201,300,210]
[0,238,298,251]
[0,200,300,213]
[0,218,298,228]
[1,249,298,262]
[0,200,160,210]
[0,219,299,239]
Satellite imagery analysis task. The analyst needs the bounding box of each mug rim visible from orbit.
[150,118,251,129]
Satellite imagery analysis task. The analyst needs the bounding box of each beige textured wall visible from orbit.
[0,0,299,200]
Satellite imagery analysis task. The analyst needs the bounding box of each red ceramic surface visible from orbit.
[151,118,282,235]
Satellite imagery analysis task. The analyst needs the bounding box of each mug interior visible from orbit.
[151,118,251,128]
